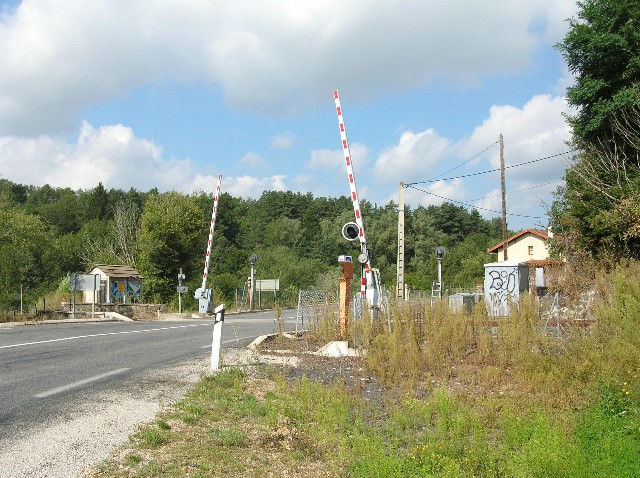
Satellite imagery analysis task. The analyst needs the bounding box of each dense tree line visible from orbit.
[552,0,640,260]
[0,179,504,311]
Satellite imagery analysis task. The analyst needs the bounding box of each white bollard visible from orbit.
[210,303,225,370]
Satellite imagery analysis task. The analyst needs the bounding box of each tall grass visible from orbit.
[303,263,640,393]
[342,264,637,406]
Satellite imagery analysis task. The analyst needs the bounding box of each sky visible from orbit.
[0,0,580,231]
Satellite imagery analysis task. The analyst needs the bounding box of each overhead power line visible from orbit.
[427,140,499,181]
[405,184,546,219]
[466,179,564,202]
[405,150,576,186]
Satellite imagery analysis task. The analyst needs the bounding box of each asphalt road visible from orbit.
[0,309,297,443]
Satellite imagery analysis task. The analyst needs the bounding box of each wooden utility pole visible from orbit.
[396,182,405,299]
[499,134,508,261]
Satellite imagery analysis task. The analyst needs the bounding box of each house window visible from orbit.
[528,245,534,255]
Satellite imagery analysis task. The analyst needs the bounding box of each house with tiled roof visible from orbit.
[487,229,550,263]
[487,229,564,296]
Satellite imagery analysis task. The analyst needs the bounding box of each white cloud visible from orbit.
[308,143,369,172]
[462,94,574,182]
[537,0,579,44]
[459,93,574,222]
[308,148,340,170]
[0,117,365,202]
[191,174,224,194]
[374,129,452,182]
[217,174,288,199]
[0,0,579,135]
[0,121,194,190]
[0,1,579,231]
[271,174,287,191]
[270,132,294,150]
[292,174,313,187]
[290,173,345,200]
[238,151,267,172]
[0,89,572,227]
[429,179,467,203]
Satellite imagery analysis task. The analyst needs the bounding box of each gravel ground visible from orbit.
[0,355,212,478]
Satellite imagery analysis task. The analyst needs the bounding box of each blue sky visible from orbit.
[0,1,579,230]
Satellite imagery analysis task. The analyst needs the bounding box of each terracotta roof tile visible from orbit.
[487,229,548,253]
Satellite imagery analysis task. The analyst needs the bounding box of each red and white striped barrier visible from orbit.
[333,90,372,298]
[201,174,222,291]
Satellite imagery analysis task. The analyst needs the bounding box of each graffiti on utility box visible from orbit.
[484,262,529,317]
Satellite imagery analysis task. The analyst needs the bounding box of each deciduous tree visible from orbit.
[137,192,204,301]
[0,201,52,308]
[553,0,640,259]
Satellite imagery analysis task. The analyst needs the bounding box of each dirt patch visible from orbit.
[245,334,386,404]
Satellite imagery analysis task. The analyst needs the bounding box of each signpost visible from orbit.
[14,285,23,315]
[255,278,279,309]
[210,304,226,370]
[69,274,99,319]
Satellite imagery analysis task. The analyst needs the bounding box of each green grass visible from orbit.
[91,263,640,478]
[574,379,640,477]
[134,427,170,448]
[94,369,640,478]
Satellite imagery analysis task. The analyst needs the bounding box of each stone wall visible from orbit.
[61,303,167,320]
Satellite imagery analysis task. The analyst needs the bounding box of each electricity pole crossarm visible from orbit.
[333,90,373,300]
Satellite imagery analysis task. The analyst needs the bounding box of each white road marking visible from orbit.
[34,368,131,398]
[0,324,212,350]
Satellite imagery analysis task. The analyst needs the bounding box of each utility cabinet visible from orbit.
[483,261,529,317]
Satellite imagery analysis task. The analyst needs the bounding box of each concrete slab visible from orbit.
[314,341,361,357]
[103,312,134,322]
[248,334,271,349]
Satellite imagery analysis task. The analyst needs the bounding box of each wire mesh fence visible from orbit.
[295,289,339,334]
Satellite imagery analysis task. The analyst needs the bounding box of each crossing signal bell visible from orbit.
[342,222,360,241]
